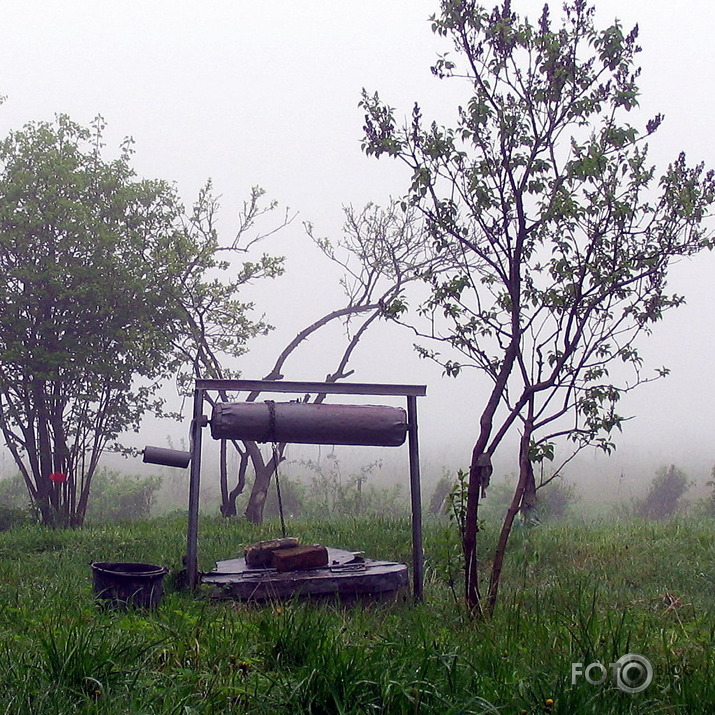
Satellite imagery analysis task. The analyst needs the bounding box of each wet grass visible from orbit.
[1,514,714,713]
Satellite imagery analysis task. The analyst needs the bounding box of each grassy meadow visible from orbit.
[1,513,714,713]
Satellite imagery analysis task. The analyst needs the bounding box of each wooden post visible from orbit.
[186,387,205,589]
[407,394,424,603]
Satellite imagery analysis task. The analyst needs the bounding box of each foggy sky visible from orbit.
[1,1,714,497]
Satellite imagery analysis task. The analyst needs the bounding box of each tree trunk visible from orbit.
[33,379,58,525]
[220,447,248,518]
[463,381,514,612]
[244,443,285,524]
[464,444,487,615]
[244,461,272,524]
[463,325,522,615]
[486,417,534,616]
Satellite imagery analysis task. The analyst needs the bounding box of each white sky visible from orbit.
[1,1,714,496]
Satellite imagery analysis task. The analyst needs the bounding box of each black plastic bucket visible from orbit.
[91,562,168,609]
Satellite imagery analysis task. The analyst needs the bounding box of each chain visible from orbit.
[272,443,287,538]
[265,400,286,537]
[265,399,276,443]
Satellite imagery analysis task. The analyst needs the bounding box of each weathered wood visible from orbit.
[210,402,408,446]
[244,537,300,568]
[201,547,408,602]
[272,544,328,571]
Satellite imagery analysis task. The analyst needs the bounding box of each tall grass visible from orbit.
[0,514,714,712]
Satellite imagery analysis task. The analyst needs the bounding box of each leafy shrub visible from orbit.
[446,468,469,534]
[0,470,162,525]
[86,470,162,523]
[636,464,692,520]
[430,469,470,605]
[705,463,715,517]
[294,454,406,518]
[264,475,304,519]
[428,473,453,515]
[536,477,579,521]
[0,504,35,530]
[471,474,579,525]
[0,474,36,529]
[478,480,515,524]
[0,473,31,510]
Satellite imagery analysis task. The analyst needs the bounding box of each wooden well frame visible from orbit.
[185,379,427,601]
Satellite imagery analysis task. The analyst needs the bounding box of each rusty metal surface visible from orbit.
[210,401,408,446]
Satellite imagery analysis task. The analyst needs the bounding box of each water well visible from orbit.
[143,379,426,603]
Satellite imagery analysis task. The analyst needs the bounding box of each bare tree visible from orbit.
[171,194,447,523]
[238,202,448,523]
[165,183,293,518]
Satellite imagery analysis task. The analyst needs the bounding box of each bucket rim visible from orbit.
[91,561,168,577]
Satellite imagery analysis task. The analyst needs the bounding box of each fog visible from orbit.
[1,1,714,508]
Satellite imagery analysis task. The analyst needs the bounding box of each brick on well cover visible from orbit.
[244,537,300,568]
[272,545,329,572]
